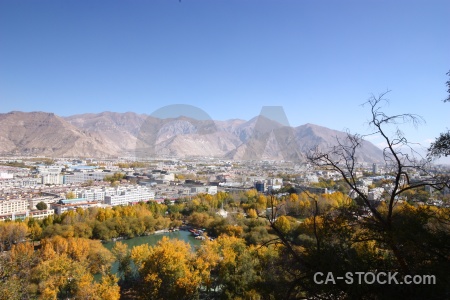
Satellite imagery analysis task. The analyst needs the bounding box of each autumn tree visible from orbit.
[130,237,201,299]
[0,222,28,251]
[66,191,76,199]
[197,235,261,299]
[1,236,119,300]
[264,93,450,299]
[0,242,38,299]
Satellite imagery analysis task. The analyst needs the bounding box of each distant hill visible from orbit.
[0,111,384,162]
[0,111,117,157]
[64,111,147,156]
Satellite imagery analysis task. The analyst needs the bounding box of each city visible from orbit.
[1,156,449,223]
[1,1,449,299]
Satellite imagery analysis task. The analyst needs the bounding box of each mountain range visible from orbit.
[0,111,383,162]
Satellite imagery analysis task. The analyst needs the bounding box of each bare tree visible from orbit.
[307,91,450,273]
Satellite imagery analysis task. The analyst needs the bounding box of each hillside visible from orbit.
[0,111,384,162]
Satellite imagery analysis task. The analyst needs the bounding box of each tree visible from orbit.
[0,242,38,299]
[36,201,48,210]
[104,172,126,184]
[0,236,119,300]
[428,131,450,157]
[273,215,291,236]
[308,92,449,261]
[428,70,450,157]
[265,92,450,299]
[197,235,261,299]
[247,208,258,219]
[130,237,201,299]
[445,70,450,103]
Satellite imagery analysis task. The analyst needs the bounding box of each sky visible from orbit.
[1,0,449,161]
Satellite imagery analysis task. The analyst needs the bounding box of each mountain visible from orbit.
[0,111,116,157]
[0,111,384,162]
[64,112,147,156]
[134,116,243,158]
[294,123,383,163]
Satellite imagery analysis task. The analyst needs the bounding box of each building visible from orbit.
[0,178,40,188]
[0,199,28,216]
[0,173,13,179]
[28,196,61,210]
[64,171,111,184]
[73,188,108,202]
[104,187,155,206]
[368,188,384,201]
[255,181,265,193]
[0,197,56,221]
[372,163,379,174]
[27,209,54,220]
[189,185,218,195]
[296,186,328,195]
[38,166,64,185]
[51,200,100,215]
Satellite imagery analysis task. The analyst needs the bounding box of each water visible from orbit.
[103,230,202,250]
[102,230,202,276]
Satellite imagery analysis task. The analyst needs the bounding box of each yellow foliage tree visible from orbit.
[131,237,201,299]
[247,208,258,219]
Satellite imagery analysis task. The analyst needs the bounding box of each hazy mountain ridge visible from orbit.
[0,111,384,162]
[0,111,117,157]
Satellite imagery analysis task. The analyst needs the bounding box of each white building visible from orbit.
[74,188,107,202]
[0,198,56,221]
[190,185,218,195]
[104,187,155,206]
[28,209,54,220]
[51,201,100,215]
[268,178,283,186]
[38,166,64,185]
[368,187,385,201]
[64,171,111,184]
[0,173,13,179]
[28,196,61,210]
[0,199,28,216]
[0,178,40,188]
[349,186,369,199]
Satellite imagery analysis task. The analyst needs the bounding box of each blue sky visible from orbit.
[1,0,449,161]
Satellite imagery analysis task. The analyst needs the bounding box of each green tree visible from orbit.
[445,70,450,103]
[36,201,48,210]
[429,70,450,157]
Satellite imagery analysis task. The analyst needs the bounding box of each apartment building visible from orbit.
[104,187,155,206]
[64,171,111,184]
[0,178,40,188]
[189,185,218,195]
[0,199,28,215]
[38,166,64,185]
[0,197,56,221]
[28,196,61,210]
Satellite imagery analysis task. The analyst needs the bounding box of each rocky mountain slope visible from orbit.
[0,111,117,157]
[0,111,384,162]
